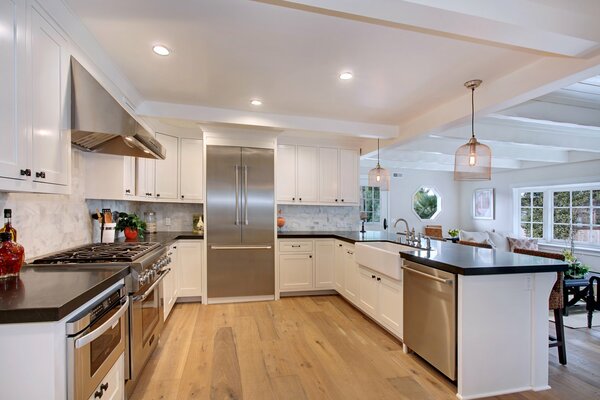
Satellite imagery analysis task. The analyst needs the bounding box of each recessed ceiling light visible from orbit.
[250,99,262,106]
[152,45,170,56]
[339,71,353,80]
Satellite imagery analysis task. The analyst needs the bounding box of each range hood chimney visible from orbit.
[70,57,165,159]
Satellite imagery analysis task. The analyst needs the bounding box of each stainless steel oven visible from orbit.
[127,267,170,392]
[67,286,129,400]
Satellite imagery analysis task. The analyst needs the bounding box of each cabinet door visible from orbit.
[30,8,70,186]
[0,0,26,181]
[169,243,179,298]
[378,275,403,338]
[123,156,135,197]
[162,266,174,321]
[179,138,203,201]
[296,146,318,203]
[343,245,359,304]
[358,267,378,318]
[136,158,155,198]
[339,149,359,204]
[155,132,179,199]
[177,240,203,297]
[279,253,314,291]
[276,145,296,202]
[315,240,334,289]
[319,147,339,203]
[334,241,345,293]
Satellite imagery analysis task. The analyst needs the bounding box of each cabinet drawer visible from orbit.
[87,353,124,400]
[279,240,313,253]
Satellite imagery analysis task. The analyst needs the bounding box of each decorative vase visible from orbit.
[277,210,285,230]
[0,232,25,279]
[124,227,139,240]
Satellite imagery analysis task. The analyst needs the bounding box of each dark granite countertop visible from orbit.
[278,231,568,276]
[116,231,203,246]
[0,264,130,324]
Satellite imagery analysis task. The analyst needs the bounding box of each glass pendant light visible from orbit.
[368,139,390,191]
[454,79,492,181]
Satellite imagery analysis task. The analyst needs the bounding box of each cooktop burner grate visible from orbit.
[32,242,162,264]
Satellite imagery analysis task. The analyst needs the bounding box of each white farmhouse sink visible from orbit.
[354,242,413,280]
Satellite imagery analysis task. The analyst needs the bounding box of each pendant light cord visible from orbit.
[471,86,475,138]
[377,139,380,164]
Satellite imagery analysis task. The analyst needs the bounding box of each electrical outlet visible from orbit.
[165,217,171,226]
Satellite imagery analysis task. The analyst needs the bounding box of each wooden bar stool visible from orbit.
[587,276,600,328]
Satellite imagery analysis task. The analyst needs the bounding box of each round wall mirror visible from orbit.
[413,187,441,220]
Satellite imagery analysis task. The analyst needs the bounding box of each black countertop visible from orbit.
[278,231,568,276]
[116,231,203,246]
[0,264,130,324]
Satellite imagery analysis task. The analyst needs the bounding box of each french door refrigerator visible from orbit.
[206,145,275,301]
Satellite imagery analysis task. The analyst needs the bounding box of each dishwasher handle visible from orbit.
[402,265,453,285]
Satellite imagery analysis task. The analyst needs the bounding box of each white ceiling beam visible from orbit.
[137,101,398,139]
[362,152,521,169]
[360,157,519,173]
[266,0,599,56]
[497,100,600,128]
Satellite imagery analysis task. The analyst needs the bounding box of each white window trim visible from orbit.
[513,182,600,252]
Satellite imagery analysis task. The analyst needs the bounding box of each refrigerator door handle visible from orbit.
[210,245,273,250]
[234,165,240,225]
[243,165,249,225]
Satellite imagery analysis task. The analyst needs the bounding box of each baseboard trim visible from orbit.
[280,289,337,297]
[207,295,275,304]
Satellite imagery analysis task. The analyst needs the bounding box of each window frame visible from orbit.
[360,185,382,223]
[513,182,600,250]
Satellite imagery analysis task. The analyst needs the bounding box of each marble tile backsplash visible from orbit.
[278,205,360,231]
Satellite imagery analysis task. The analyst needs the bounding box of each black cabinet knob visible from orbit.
[371,275,375,279]
[292,197,295,201]
[35,171,46,179]
[335,199,338,202]
[20,169,31,176]
[341,199,344,202]
[125,189,131,193]
[100,383,109,392]
[338,244,342,247]
[309,255,312,258]
[299,198,302,201]
[181,195,185,199]
[156,193,160,197]
[376,277,381,281]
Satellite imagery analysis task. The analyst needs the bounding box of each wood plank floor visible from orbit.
[130,296,600,400]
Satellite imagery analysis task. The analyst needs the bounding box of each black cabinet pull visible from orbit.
[338,244,342,247]
[341,199,344,202]
[20,169,31,176]
[376,277,381,281]
[292,197,295,201]
[125,189,131,193]
[156,193,161,197]
[94,390,103,398]
[371,275,375,279]
[100,383,109,392]
[35,171,46,179]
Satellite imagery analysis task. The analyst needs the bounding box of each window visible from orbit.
[519,191,544,238]
[412,186,441,220]
[514,184,600,247]
[360,186,380,222]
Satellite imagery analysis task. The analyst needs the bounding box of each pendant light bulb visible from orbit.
[368,139,390,191]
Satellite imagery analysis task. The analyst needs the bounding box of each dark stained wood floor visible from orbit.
[130,296,600,400]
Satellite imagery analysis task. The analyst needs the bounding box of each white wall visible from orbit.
[387,170,460,236]
[458,159,600,267]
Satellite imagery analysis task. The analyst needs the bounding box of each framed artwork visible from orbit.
[473,188,494,220]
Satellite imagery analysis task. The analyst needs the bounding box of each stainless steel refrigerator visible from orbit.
[206,145,275,300]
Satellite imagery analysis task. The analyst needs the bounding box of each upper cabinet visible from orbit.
[338,149,359,204]
[155,132,179,200]
[179,137,203,201]
[318,147,339,204]
[0,2,71,193]
[276,145,318,204]
[319,147,359,205]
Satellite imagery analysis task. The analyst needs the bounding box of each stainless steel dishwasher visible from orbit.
[402,260,457,381]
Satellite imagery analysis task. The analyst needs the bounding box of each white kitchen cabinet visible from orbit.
[0,0,27,181]
[276,145,296,202]
[279,253,314,291]
[334,241,345,293]
[177,240,203,298]
[155,132,179,200]
[319,147,339,204]
[163,242,179,320]
[87,354,124,400]
[339,149,359,204]
[378,275,403,337]
[136,157,155,199]
[179,137,203,201]
[358,267,379,318]
[85,154,136,200]
[277,145,318,203]
[315,239,334,288]
[342,244,359,304]
[30,6,70,186]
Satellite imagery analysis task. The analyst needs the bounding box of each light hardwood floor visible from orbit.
[130,296,600,400]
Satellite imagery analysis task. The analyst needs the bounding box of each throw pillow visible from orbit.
[459,230,490,243]
[486,231,511,252]
[507,237,538,252]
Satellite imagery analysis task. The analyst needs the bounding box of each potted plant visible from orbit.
[562,249,590,279]
[448,229,459,238]
[116,213,146,241]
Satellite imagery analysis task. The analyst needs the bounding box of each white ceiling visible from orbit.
[65,0,600,172]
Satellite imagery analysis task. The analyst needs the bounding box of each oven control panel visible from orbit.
[138,255,172,286]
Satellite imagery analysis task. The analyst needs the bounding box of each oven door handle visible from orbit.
[133,268,171,302]
[75,296,129,349]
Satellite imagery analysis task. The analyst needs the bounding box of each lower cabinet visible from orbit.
[334,241,345,292]
[278,239,335,292]
[357,265,403,338]
[162,243,178,321]
[177,240,203,298]
[342,244,359,305]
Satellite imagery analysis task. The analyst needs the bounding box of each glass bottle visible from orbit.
[0,209,17,242]
[0,232,25,279]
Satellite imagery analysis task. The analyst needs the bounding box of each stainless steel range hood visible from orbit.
[70,57,165,159]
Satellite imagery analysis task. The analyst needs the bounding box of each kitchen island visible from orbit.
[278,231,567,400]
